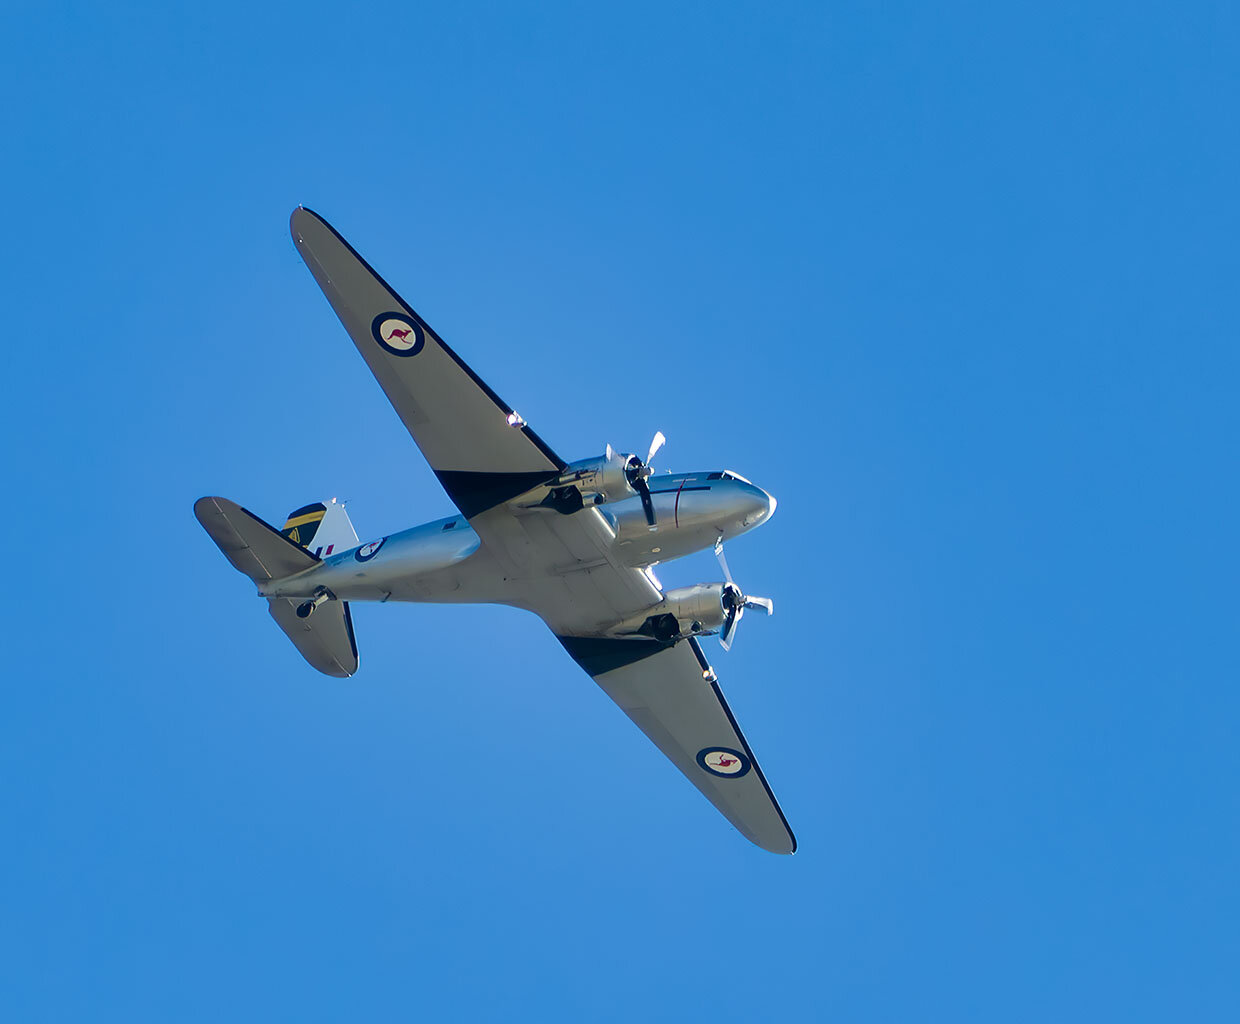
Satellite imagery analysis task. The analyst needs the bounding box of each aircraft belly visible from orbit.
[365,561,612,630]
[263,519,481,600]
[455,506,663,634]
[326,543,505,604]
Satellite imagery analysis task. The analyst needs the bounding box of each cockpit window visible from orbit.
[709,470,751,483]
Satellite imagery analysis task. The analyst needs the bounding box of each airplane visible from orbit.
[195,208,796,854]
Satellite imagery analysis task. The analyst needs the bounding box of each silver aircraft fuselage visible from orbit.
[259,471,775,631]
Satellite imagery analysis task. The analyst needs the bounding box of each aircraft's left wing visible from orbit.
[558,634,796,854]
[292,208,664,630]
[291,207,565,519]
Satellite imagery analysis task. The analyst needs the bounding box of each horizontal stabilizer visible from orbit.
[268,598,359,678]
[194,496,319,582]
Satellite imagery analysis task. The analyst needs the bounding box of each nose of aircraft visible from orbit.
[740,482,777,527]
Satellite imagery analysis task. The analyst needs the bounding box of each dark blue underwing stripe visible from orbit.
[434,469,562,520]
[556,634,673,676]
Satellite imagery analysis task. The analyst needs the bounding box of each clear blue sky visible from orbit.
[3,1,1237,1020]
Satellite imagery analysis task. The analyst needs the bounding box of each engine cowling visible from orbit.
[516,435,664,525]
[553,451,640,506]
[611,584,729,643]
[519,450,643,515]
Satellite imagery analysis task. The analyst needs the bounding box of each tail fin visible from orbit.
[281,498,359,558]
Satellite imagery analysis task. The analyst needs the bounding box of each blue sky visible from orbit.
[2,1,1237,1020]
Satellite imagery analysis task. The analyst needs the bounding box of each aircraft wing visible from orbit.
[558,634,796,854]
[292,208,660,629]
[291,208,566,518]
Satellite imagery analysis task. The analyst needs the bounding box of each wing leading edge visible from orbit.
[558,634,796,854]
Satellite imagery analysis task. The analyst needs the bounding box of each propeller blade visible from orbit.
[716,563,772,651]
[646,430,666,466]
[713,536,735,585]
[635,478,657,528]
[745,595,774,615]
[720,605,744,651]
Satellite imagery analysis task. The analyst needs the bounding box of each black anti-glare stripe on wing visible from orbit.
[687,637,798,853]
[557,635,672,677]
[297,208,566,472]
[434,469,562,520]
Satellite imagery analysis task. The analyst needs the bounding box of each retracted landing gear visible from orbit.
[296,586,334,619]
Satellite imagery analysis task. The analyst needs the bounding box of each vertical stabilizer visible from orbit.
[281,498,359,558]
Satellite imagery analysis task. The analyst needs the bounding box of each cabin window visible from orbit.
[442,520,457,531]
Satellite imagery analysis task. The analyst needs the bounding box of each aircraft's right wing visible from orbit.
[557,634,796,854]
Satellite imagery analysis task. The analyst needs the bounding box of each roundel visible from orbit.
[371,312,425,357]
[696,747,751,778]
[355,537,387,562]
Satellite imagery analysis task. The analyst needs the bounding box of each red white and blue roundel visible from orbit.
[697,747,751,778]
[371,312,425,357]
[355,537,387,562]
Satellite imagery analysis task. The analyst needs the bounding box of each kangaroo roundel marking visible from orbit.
[355,537,387,562]
[371,312,425,357]
[697,747,751,778]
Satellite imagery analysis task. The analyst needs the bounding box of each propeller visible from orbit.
[714,536,774,651]
[645,430,666,465]
[624,430,666,529]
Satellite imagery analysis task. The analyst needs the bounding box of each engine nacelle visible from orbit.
[611,584,729,643]
[553,451,640,505]
[519,450,642,515]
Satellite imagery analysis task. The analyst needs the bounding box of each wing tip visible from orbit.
[289,204,327,238]
[193,494,236,528]
[751,827,797,856]
[756,817,798,856]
